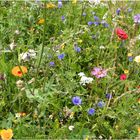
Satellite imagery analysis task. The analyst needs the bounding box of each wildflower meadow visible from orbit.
[0,0,140,139]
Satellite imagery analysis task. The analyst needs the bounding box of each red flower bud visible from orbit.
[116,28,128,40]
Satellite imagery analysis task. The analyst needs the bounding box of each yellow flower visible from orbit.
[60,43,65,50]
[138,98,140,104]
[38,18,44,24]
[72,0,77,4]
[78,39,83,43]
[69,112,74,119]
[128,53,132,57]
[134,55,140,63]
[138,127,140,134]
[124,70,129,74]
[0,129,13,140]
[46,3,56,9]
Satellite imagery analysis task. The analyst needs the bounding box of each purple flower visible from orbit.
[72,96,82,105]
[49,61,55,66]
[92,34,96,39]
[58,0,62,8]
[74,46,81,52]
[128,56,133,62]
[134,14,140,24]
[106,93,112,99]
[94,16,99,21]
[93,21,100,26]
[91,67,107,78]
[58,53,65,60]
[82,12,86,16]
[97,101,105,108]
[88,21,93,26]
[116,8,121,15]
[127,8,132,13]
[88,108,95,115]
[101,20,109,28]
[61,16,65,21]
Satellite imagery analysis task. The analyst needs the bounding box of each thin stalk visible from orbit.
[33,1,47,93]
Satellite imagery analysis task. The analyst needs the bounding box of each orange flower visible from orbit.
[0,129,13,140]
[11,66,27,77]
[38,18,44,24]
[138,127,140,134]
[138,98,140,103]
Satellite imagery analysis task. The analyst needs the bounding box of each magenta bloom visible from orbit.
[91,67,107,78]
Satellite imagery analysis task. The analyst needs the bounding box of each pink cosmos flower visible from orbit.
[91,67,107,78]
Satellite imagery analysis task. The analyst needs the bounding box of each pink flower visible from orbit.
[120,74,127,80]
[91,67,107,78]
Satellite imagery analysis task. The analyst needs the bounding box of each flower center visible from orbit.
[17,71,22,74]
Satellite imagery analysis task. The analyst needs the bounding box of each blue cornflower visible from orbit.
[94,16,100,21]
[88,108,95,115]
[58,53,65,60]
[61,16,65,21]
[97,101,105,108]
[72,96,82,105]
[74,46,81,52]
[106,93,112,99]
[88,21,93,26]
[101,20,109,28]
[93,21,100,26]
[58,1,62,8]
[127,8,132,13]
[128,56,133,62]
[49,61,55,66]
[116,8,121,15]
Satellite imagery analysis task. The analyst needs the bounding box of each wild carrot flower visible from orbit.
[91,67,107,78]
[11,66,27,77]
[0,129,13,140]
[72,96,82,105]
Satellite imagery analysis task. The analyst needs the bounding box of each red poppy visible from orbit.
[120,74,127,80]
[116,28,128,40]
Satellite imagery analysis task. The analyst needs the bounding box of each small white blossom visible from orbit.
[15,30,20,35]
[9,41,16,50]
[99,45,105,49]
[78,72,85,77]
[80,76,93,85]
[88,0,100,5]
[68,125,74,131]
[19,49,36,61]
[15,113,21,118]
